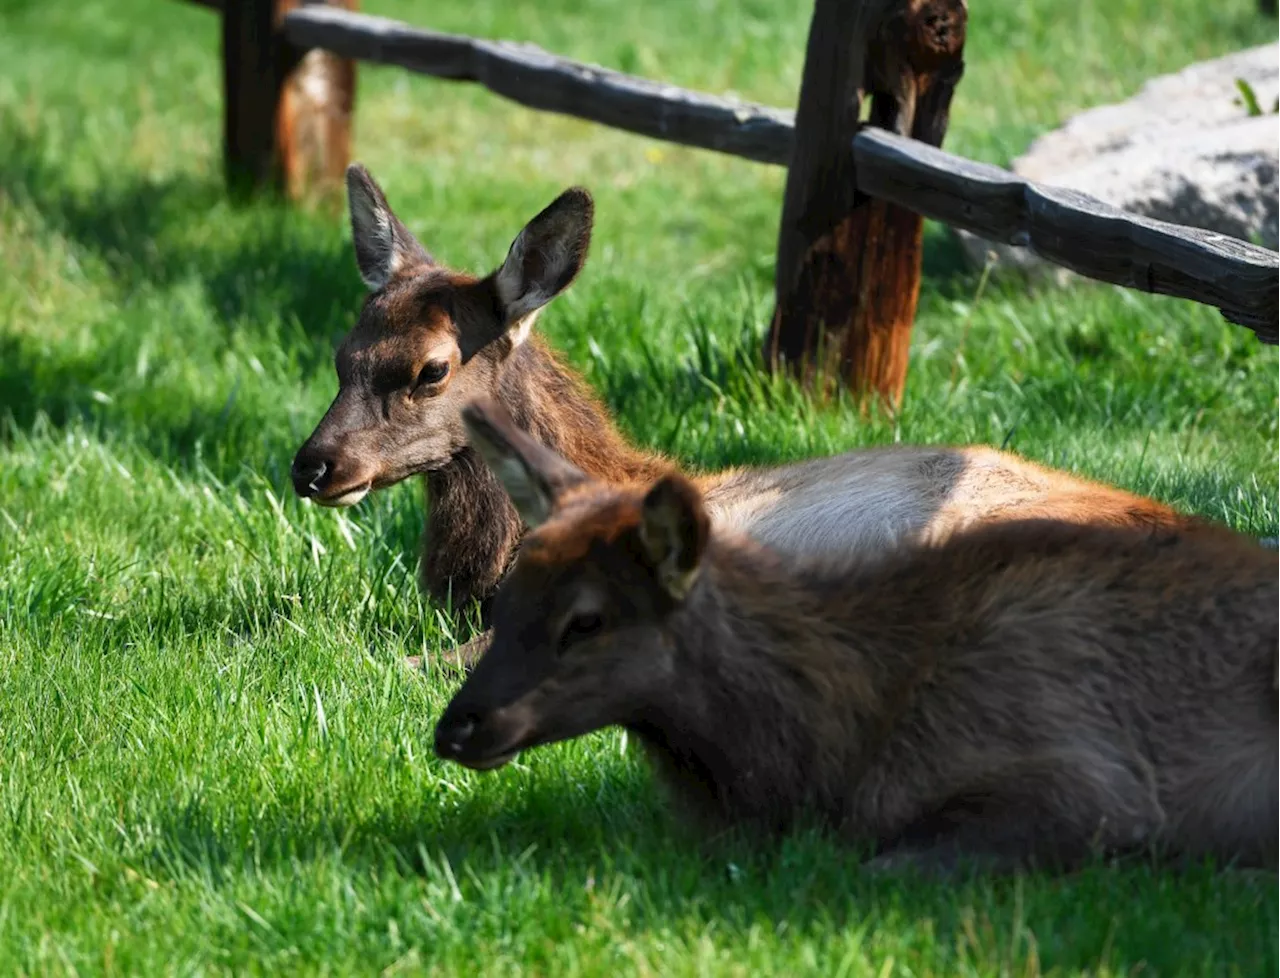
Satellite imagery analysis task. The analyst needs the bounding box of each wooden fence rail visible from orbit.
[185,0,1279,402]
[283,5,797,166]
[854,130,1279,341]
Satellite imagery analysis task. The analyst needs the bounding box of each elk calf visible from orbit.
[292,165,1198,623]
[434,399,1279,874]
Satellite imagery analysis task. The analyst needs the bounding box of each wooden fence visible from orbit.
[189,0,1279,405]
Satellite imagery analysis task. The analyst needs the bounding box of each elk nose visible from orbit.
[434,715,477,759]
[291,449,332,498]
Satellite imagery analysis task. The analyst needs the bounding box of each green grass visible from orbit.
[0,0,1276,973]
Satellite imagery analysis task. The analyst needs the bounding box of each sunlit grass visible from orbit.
[0,0,1276,973]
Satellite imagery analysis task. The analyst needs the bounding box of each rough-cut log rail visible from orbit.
[853,128,1280,343]
[281,5,796,165]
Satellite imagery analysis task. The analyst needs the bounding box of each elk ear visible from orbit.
[346,164,433,291]
[462,397,588,528]
[639,475,710,602]
[493,187,593,345]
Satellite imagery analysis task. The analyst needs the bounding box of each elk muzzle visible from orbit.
[291,389,383,506]
[434,699,535,771]
[290,440,376,506]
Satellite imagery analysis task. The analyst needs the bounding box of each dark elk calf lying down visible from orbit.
[434,399,1279,873]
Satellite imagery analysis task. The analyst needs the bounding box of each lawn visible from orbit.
[0,0,1276,973]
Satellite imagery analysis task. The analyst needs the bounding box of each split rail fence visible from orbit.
[184,0,1280,404]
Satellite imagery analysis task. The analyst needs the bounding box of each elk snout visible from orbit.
[434,714,477,759]
[434,703,529,771]
[290,439,374,506]
[291,444,333,499]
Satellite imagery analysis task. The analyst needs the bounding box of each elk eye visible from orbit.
[559,612,604,653]
[416,361,450,388]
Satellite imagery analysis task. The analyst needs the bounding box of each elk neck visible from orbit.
[423,337,671,606]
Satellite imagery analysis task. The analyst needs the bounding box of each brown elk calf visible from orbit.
[291,166,1197,627]
[434,399,1278,874]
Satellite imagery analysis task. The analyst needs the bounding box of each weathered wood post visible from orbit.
[766,0,967,407]
[222,0,358,202]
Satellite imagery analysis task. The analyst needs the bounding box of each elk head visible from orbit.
[291,165,594,506]
[434,398,710,771]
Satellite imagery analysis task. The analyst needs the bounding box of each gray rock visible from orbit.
[955,44,1280,279]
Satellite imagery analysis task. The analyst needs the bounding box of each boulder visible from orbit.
[955,44,1280,279]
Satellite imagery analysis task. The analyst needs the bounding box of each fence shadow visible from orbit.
[0,120,361,354]
[921,219,981,293]
[0,119,363,480]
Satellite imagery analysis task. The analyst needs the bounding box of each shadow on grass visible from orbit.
[0,119,365,484]
[0,120,360,351]
[138,764,1277,974]
[921,219,982,294]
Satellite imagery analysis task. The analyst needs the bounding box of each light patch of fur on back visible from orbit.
[705,447,962,557]
[702,445,1121,559]
[913,449,1059,544]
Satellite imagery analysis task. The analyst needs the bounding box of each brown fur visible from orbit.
[292,167,1200,621]
[291,169,667,607]
[436,401,1278,874]
[421,337,672,605]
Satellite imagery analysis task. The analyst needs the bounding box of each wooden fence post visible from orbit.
[222,0,358,201]
[766,0,967,407]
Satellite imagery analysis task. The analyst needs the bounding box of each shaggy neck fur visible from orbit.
[423,338,671,608]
